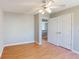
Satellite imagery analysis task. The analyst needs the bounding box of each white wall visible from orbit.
[4,13,34,45]
[34,14,39,44]
[34,14,43,45]
[0,10,4,56]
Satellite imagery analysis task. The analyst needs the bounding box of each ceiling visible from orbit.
[0,0,79,14]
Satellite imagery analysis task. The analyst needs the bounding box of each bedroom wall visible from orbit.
[0,9,4,56]
[4,12,34,46]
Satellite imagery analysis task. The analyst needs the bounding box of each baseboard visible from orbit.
[0,52,3,58]
[72,49,79,54]
[0,47,4,58]
[0,53,1,58]
[48,41,59,46]
[4,41,35,47]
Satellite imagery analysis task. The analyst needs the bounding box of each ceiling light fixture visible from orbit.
[38,0,54,14]
[38,0,65,14]
[45,7,52,13]
[39,9,43,13]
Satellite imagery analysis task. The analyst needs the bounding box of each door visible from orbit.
[62,14,72,49]
[57,16,63,46]
[48,14,72,49]
[48,17,58,45]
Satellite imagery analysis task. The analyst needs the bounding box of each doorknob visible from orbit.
[56,32,61,34]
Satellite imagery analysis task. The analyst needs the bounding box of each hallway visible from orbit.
[1,41,79,59]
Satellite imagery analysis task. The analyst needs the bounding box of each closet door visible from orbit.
[57,16,63,46]
[62,14,72,49]
[48,14,72,50]
[48,17,58,45]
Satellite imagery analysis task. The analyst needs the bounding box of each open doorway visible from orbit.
[42,19,48,42]
[34,14,49,45]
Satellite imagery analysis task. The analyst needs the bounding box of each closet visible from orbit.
[48,13,73,50]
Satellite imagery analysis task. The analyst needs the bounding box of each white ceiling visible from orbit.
[0,0,79,14]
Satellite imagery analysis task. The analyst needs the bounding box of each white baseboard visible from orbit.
[48,41,79,55]
[0,51,3,57]
[0,41,34,58]
[72,49,79,54]
[48,41,58,46]
[0,53,1,58]
[4,41,35,47]
[0,47,4,58]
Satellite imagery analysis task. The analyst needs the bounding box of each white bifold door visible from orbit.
[48,14,73,50]
[48,17,58,45]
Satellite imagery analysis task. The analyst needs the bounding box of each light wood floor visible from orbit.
[1,41,79,59]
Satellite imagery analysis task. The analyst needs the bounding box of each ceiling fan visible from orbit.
[38,0,65,14]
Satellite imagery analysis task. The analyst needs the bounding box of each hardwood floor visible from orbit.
[1,41,79,59]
